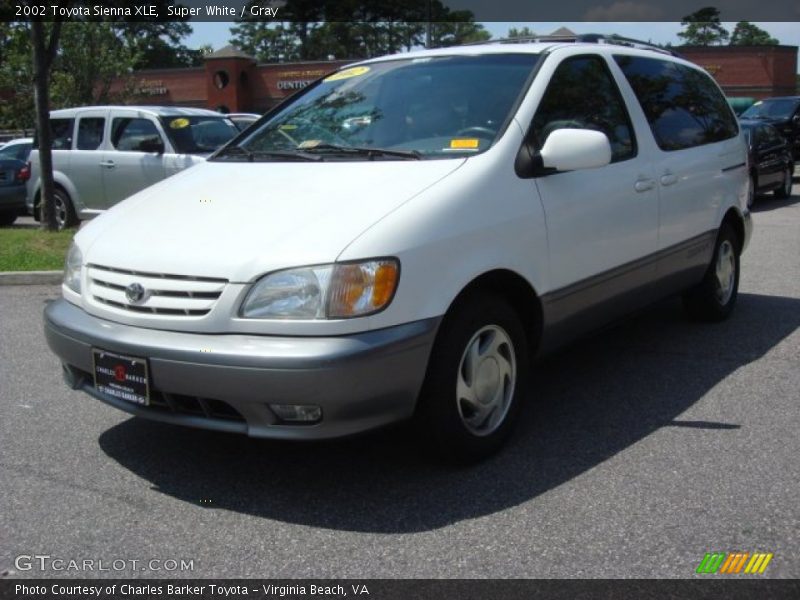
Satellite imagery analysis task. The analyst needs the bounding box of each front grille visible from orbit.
[150,392,245,422]
[72,366,245,422]
[87,264,227,317]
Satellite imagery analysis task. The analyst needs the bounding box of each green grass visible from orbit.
[0,226,74,271]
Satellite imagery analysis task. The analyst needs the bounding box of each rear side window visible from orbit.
[111,118,163,151]
[33,118,74,150]
[531,55,636,163]
[76,117,105,150]
[613,55,738,151]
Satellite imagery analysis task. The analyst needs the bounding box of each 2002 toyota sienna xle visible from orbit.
[27,106,239,229]
[45,37,752,461]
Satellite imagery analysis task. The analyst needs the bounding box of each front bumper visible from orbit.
[44,299,439,439]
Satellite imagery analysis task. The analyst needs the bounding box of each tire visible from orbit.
[774,166,793,199]
[0,211,17,226]
[746,172,756,209]
[414,291,529,463]
[53,188,78,230]
[682,223,741,322]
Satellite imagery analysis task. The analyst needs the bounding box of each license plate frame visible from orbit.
[92,349,150,406]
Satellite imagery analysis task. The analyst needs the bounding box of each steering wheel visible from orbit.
[455,126,497,138]
[287,118,350,146]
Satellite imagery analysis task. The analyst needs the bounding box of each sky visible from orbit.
[186,21,800,53]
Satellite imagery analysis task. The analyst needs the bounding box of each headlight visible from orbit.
[240,259,399,319]
[63,242,82,294]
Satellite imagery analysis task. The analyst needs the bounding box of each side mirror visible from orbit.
[515,128,612,178]
[138,137,165,154]
[540,129,612,172]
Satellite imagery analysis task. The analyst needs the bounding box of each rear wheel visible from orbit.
[53,188,77,230]
[774,166,793,199]
[682,223,740,322]
[414,292,529,462]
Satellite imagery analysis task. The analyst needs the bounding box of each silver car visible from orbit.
[26,106,239,229]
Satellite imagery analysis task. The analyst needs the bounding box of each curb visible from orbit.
[0,270,63,285]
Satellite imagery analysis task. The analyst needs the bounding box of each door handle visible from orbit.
[99,160,115,169]
[660,172,678,186]
[634,178,656,193]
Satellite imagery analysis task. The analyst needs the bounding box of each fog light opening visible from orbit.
[270,404,322,424]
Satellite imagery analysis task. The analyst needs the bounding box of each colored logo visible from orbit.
[696,552,773,574]
[114,365,126,382]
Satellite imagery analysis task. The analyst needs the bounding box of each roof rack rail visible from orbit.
[472,33,680,57]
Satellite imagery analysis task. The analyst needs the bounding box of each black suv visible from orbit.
[740,96,800,160]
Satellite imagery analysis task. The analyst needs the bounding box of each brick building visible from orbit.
[108,43,799,115]
[679,44,798,99]
[109,45,348,114]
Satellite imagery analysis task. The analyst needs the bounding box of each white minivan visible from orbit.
[27,106,239,229]
[45,38,752,461]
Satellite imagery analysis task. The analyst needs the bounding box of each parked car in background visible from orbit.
[26,106,239,229]
[727,97,755,116]
[739,120,794,207]
[0,137,34,162]
[740,96,800,160]
[227,113,260,131]
[45,38,751,461]
[0,157,30,226]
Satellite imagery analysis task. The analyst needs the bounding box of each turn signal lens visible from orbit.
[328,259,399,318]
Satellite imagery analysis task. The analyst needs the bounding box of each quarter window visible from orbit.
[613,55,738,151]
[531,55,636,163]
[111,118,163,152]
[76,117,105,150]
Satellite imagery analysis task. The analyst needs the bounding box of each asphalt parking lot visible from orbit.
[1,187,799,579]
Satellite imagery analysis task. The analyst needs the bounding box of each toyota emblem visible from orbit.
[125,283,146,304]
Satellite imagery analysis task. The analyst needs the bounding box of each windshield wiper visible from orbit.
[214,145,321,162]
[298,143,422,160]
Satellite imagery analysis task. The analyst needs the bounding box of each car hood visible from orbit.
[78,159,465,282]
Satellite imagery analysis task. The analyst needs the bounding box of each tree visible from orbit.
[52,22,138,107]
[729,22,779,46]
[30,20,65,231]
[678,7,729,46]
[113,21,202,69]
[507,27,536,39]
[0,24,34,132]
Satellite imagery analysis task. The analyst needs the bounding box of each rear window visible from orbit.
[33,118,74,150]
[613,55,738,151]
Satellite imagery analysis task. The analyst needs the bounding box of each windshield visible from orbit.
[226,54,540,160]
[161,116,239,154]
[741,99,800,120]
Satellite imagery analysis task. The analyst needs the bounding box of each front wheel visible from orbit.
[746,173,756,209]
[774,166,793,199]
[414,292,529,462]
[682,223,740,322]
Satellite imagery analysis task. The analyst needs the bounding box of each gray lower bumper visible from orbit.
[44,299,439,439]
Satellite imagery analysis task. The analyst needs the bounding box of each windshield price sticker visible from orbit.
[324,66,371,82]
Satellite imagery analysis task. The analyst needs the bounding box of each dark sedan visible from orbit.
[0,158,30,226]
[739,119,794,208]
[740,96,800,161]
